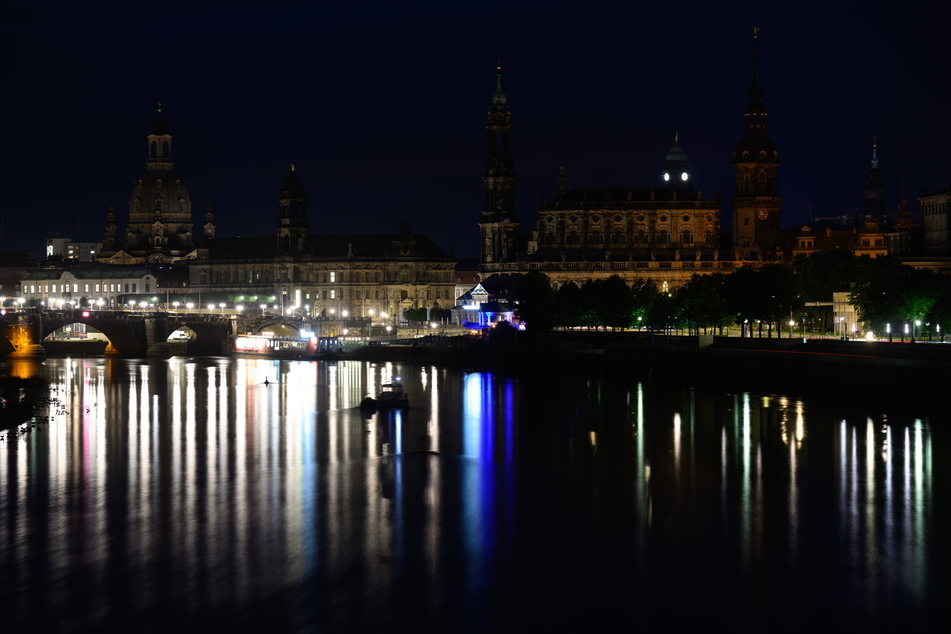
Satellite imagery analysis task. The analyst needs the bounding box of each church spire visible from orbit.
[864,137,886,219]
[481,62,519,269]
[147,102,173,170]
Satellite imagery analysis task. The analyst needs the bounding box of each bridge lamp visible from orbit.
[208,303,215,312]
[219,303,226,313]
[329,308,335,316]
[236,304,244,313]
[186,302,194,311]
[342,310,348,318]
[139,301,148,308]
[97,298,104,308]
[260,304,267,311]
[172,301,179,310]
[343,328,349,336]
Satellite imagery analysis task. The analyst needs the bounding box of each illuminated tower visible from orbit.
[731,27,782,260]
[101,104,195,263]
[864,138,887,221]
[480,63,520,270]
[277,165,310,254]
[662,132,692,191]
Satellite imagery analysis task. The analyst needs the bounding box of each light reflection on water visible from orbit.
[0,357,943,632]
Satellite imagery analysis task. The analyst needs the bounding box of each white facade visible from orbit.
[20,267,158,308]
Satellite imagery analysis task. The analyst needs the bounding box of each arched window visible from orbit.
[162,141,170,157]
[150,141,156,158]
[589,230,602,244]
[681,229,692,244]
[567,231,578,244]
[657,229,669,244]
[636,230,647,243]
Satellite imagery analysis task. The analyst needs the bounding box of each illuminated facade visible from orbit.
[190,169,455,319]
[98,106,205,265]
[19,266,158,308]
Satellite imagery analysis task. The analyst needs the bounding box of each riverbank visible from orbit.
[345,331,951,407]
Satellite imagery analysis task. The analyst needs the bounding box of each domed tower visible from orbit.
[662,133,692,191]
[122,104,195,262]
[864,138,887,221]
[731,27,782,260]
[277,165,310,254]
[480,62,520,270]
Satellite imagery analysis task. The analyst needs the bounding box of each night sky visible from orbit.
[2,0,949,260]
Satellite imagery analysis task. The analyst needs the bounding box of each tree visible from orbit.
[597,275,636,330]
[553,282,583,329]
[677,272,728,334]
[514,271,555,331]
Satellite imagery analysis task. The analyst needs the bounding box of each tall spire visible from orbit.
[871,136,879,169]
[491,59,508,109]
[744,25,767,137]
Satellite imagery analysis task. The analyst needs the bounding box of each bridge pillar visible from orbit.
[5,315,46,358]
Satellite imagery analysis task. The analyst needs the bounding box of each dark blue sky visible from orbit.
[2,0,948,259]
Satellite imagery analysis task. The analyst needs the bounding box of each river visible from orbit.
[0,356,946,632]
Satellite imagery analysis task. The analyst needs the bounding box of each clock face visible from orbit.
[757,209,769,220]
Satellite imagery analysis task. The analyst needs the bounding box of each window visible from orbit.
[145,283,151,293]
[329,272,336,282]
[73,284,78,293]
[132,283,137,293]
[330,289,336,299]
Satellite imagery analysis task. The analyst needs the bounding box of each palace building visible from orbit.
[189,167,456,321]
[478,37,782,291]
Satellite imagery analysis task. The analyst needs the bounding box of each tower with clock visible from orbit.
[731,27,782,260]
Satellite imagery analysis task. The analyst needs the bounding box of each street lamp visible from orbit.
[186,302,194,313]
[219,302,226,314]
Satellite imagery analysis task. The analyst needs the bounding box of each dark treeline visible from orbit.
[515,251,951,338]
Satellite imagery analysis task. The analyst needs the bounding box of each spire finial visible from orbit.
[674,131,679,143]
[291,163,295,172]
[157,101,162,113]
[871,137,879,169]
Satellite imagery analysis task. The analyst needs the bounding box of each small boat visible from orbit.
[376,379,409,410]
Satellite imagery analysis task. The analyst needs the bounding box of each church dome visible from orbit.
[129,170,192,221]
[732,136,779,163]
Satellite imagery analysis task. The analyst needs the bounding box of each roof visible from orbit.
[205,232,452,261]
[541,188,717,207]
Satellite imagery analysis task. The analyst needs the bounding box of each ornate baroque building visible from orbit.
[98,106,207,264]
[480,63,745,291]
[191,168,455,320]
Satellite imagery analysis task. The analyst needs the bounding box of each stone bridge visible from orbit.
[0,309,235,358]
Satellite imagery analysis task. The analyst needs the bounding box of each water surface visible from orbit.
[1,357,946,632]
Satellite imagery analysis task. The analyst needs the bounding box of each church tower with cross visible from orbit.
[98,104,197,264]
[731,26,782,260]
[480,62,521,271]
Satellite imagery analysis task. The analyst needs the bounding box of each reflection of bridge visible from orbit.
[0,309,235,357]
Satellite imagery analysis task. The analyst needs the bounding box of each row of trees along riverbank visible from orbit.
[514,251,951,338]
